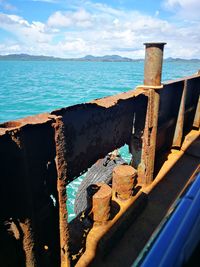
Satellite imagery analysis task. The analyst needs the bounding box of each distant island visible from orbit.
[0,54,199,62]
[0,54,137,62]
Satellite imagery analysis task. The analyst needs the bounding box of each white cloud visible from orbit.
[47,9,92,28]
[0,13,52,44]
[0,1,200,58]
[0,0,17,11]
[163,0,200,20]
[0,43,21,53]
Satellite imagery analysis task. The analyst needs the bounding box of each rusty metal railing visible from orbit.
[0,43,199,267]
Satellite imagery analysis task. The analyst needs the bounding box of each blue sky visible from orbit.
[0,0,200,58]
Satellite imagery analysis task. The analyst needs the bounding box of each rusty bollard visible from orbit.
[91,183,112,223]
[112,165,137,200]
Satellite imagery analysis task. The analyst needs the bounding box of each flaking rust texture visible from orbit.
[54,117,70,267]
[19,219,37,267]
[0,113,60,267]
[136,88,160,184]
[0,125,37,267]
[90,87,146,108]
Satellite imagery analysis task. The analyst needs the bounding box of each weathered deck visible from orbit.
[90,133,200,267]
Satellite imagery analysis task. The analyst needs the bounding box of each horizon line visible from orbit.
[1,53,200,61]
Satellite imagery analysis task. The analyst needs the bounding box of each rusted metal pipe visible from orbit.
[144,42,166,86]
[138,42,166,184]
[112,165,137,200]
[91,183,112,223]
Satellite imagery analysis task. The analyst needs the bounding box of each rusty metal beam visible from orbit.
[54,117,70,267]
[193,95,200,128]
[172,80,188,148]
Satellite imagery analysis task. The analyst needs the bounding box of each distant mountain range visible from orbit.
[165,57,200,62]
[0,54,199,62]
[0,54,137,62]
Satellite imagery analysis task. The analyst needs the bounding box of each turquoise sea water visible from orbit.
[0,60,200,221]
[1,60,200,123]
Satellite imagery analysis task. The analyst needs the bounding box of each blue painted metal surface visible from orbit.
[137,172,200,267]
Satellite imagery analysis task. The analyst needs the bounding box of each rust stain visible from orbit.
[138,89,160,184]
[90,87,146,108]
[0,113,53,135]
[147,90,160,183]
[4,127,38,267]
[5,219,20,240]
[8,128,22,148]
[20,219,37,267]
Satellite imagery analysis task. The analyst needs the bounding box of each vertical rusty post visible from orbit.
[54,117,70,267]
[172,80,187,147]
[144,43,166,86]
[138,42,166,185]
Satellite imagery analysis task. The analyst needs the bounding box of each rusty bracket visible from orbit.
[136,84,163,90]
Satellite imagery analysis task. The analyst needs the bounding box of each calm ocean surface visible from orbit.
[1,60,200,123]
[0,60,199,220]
